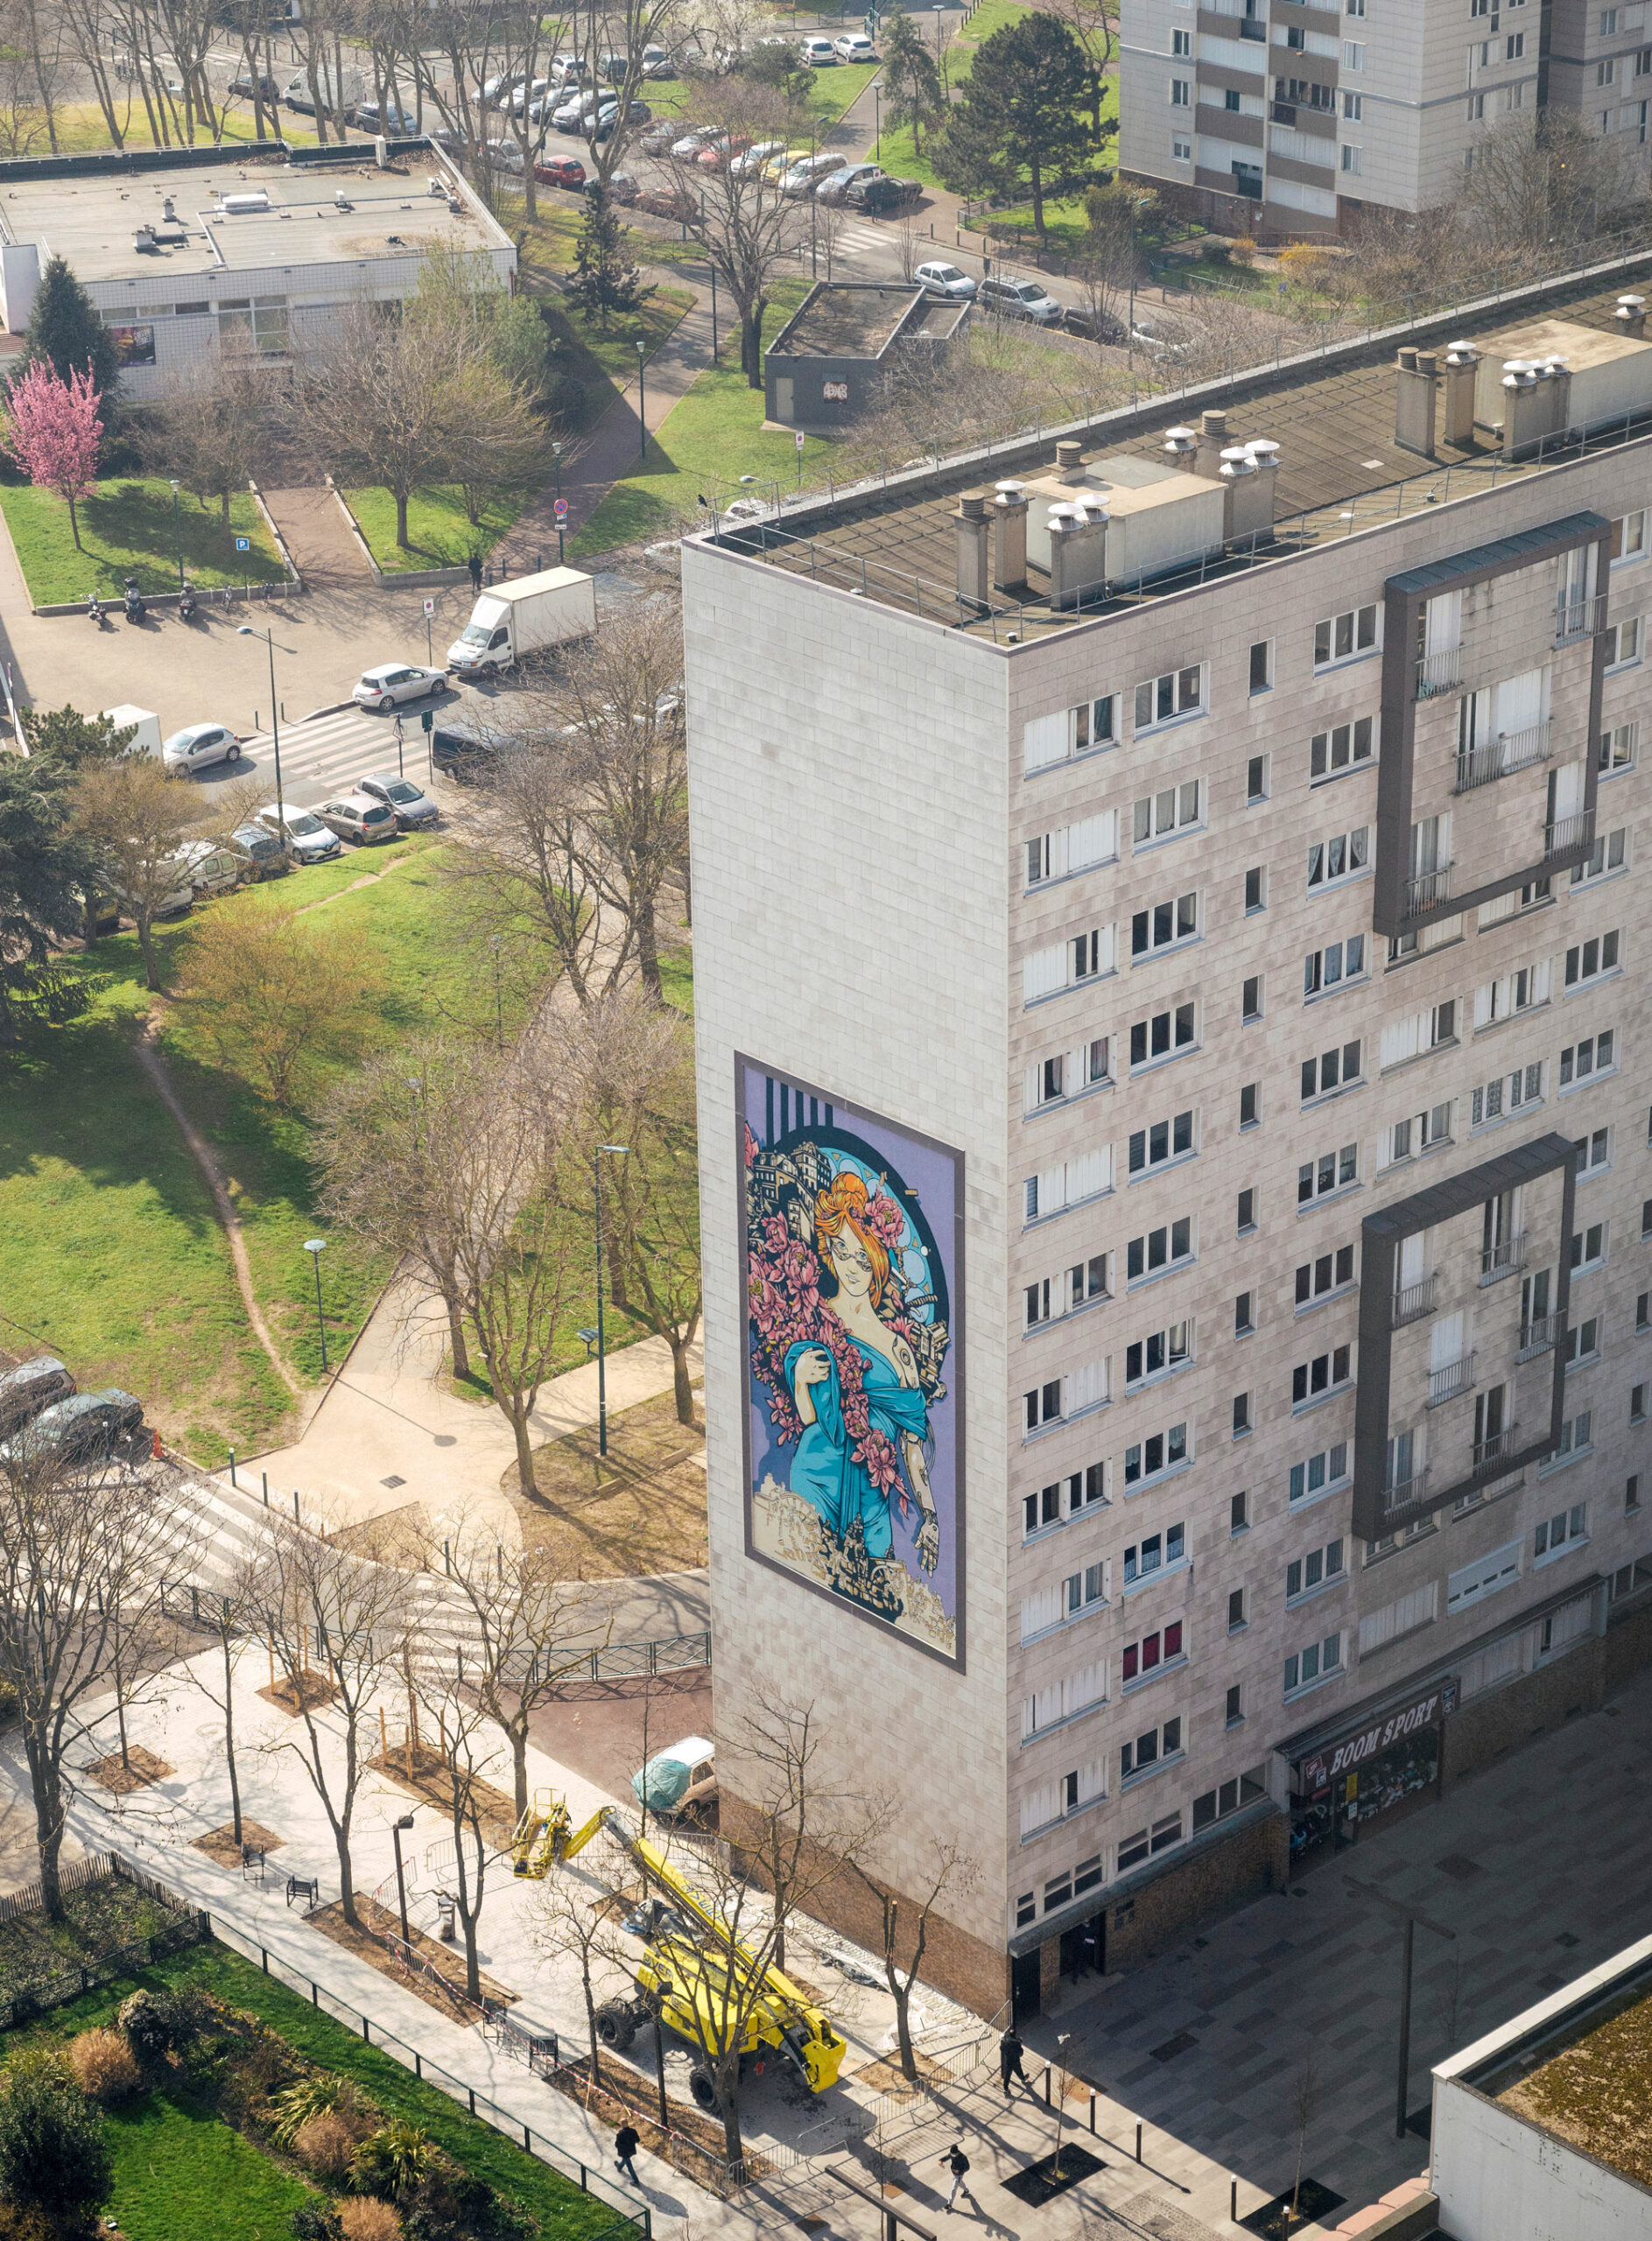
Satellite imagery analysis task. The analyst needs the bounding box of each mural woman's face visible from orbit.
[826,1223,875,1301]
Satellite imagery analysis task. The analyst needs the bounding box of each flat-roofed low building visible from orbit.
[0,143,514,398]
[763,280,969,432]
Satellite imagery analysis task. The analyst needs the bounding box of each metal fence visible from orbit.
[0,1855,211,2024]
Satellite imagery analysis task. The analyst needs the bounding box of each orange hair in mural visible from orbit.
[814,1170,890,1309]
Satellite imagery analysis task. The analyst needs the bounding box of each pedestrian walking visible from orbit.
[1000,2025,1028,2098]
[467,549,483,593]
[614,2122,641,2186]
[940,2141,976,2212]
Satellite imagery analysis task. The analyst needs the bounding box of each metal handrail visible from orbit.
[1428,1352,1477,1407]
[1555,592,1607,646]
[1453,720,1552,790]
[1481,1231,1528,1279]
[1391,1273,1437,1327]
[1518,1312,1560,1356]
[1382,1465,1431,1514]
[1417,645,1462,698]
[1403,865,1453,912]
[1473,1423,1520,1477]
[1543,811,1595,858]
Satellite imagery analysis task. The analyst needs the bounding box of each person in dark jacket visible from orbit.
[940,2141,976,2211]
[1000,2025,1028,2097]
[615,2122,641,2184]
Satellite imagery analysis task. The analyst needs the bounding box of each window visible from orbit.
[1547,1412,1593,1466]
[1507,27,1524,53]
[1133,781,1203,847]
[1565,931,1620,988]
[1606,616,1642,669]
[1571,827,1627,885]
[1637,1291,1648,1331]
[1024,814,1119,888]
[1300,1039,1362,1101]
[1249,639,1273,692]
[1574,1127,1611,1177]
[1231,1491,1250,1534]
[1296,1243,1356,1303]
[1340,142,1363,172]
[1023,1037,1110,1113]
[1533,1506,1586,1559]
[1122,1619,1185,1683]
[1125,1320,1192,1386]
[1240,1081,1260,1128]
[1025,1259,1111,1326]
[1245,867,1267,913]
[1128,1108,1195,1177]
[1123,1423,1189,1487]
[1467,90,1485,118]
[1225,85,1241,106]
[1132,892,1199,959]
[1388,1101,1455,1160]
[1284,1632,1343,1695]
[1123,1521,1185,1584]
[1227,1588,1246,1631]
[1022,1462,1109,1536]
[1243,976,1263,1022]
[1564,1315,1600,1367]
[1603,5,1620,29]
[1635,1385,1648,1423]
[1297,1142,1358,1204]
[1560,1029,1616,1085]
[1292,1345,1352,1407]
[1016,1889,1036,1927]
[1612,509,1646,563]
[1599,721,1638,774]
[1248,755,1270,803]
[1172,24,1192,50]
[1313,604,1378,667]
[1235,1292,1255,1339]
[1470,1064,1542,1128]
[1121,1715,1183,1780]
[1023,1149,1112,1221]
[1233,1390,1252,1436]
[1447,1539,1522,1612]
[1237,1190,1257,1236]
[1310,715,1374,781]
[1343,88,1363,116]
[1571,1220,1606,1275]
[1170,74,1191,102]
[1022,925,1116,1003]
[1065,1563,1107,1617]
[1129,1002,1197,1068]
[1379,1001,1456,1071]
[1023,699,1117,775]
[1474,959,1550,1029]
[1306,825,1370,889]
[1171,131,1192,158]
[1287,1538,1346,1601]
[1127,1216,1193,1281]
[1025,1380,1063,1431]
[1344,38,1365,65]
[1021,1660,1107,1741]
[1630,1474,1642,1511]
[1290,1441,1350,1502]
[1134,666,1203,730]
[1225,1684,1245,1725]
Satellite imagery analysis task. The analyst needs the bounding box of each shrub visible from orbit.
[351,2122,436,2202]
[0,2048,113,2230]
[295,2112,359,2181]
[292,2207,342,2241]
[67,2030,141,2106]
[116,1984,206,2064]
[0,2203,56,2241]
[271,2075,347,2146]
[338,2202,404,2241]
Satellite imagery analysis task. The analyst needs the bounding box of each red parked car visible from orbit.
[534,153,587,188]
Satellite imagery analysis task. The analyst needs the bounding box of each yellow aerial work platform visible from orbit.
[511,1788,573,1877]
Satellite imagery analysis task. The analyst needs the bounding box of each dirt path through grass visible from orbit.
[132,1020,302,1405]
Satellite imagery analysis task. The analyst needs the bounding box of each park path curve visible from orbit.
[133,1016,302,1402]
[259,486,372,582]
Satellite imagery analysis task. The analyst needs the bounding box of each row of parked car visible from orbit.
[0,1357,145,1469]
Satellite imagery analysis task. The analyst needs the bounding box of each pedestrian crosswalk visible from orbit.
[232,706,432,801]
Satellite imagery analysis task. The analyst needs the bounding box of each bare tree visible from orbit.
[411,1664,505,2003]
[848,1839,977,2083]
[175,905,381,1108]
[682,77,805,386]
[0,1444,193,1916]
[141,348,271,527]
[1289,2048,1319,2223]
[249,1517,416,1928]
[184,1574,253,1852]
[70,757,194,992]
[531,1837,632,2093]
[1460,109,1643,267]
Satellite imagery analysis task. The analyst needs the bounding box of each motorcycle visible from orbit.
[122,577,145,624]
[87,592,104,626]
[178,583,197,622]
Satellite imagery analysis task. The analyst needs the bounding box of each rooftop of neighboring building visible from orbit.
[697,256,1652,642]
[768,281,931,362]
[0,150,505,285]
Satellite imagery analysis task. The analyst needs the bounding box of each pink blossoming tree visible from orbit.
[0,362,102,549]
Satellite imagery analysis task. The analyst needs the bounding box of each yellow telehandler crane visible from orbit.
[556,1802,847,2110]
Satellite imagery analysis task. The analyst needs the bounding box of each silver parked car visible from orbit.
[916,260,977,299]
[357,772,439,830]
[0,1356,74,1438]
[353,662,446,712]
[256,805,341,865]
[162,720,241,774]
[314,793,398,846]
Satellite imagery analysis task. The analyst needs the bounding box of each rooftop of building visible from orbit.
[0,149,503,283]
[699,254,1652,643]
[768,281,930,362]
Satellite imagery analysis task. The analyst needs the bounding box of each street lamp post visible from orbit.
[391,1812,414,1945]
[874,82,880,160]
[303,1239,328,1370]
[236,624,286,844]
[1051,2034,1071,2180]
[169,477,184,588]
[553,440,565,565]
[489,934,503,1050]
[593,1142,631,1457]
[636,340,647,461]
[933,2,944,58]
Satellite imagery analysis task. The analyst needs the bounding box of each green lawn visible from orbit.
[108,2090,315,2241]
[0,478,285,606]
[341,483,531,573]
[570,282,835,553]
[15,1942,624,2241]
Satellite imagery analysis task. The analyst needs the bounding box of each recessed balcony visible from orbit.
[1453,720,1552,791]
[1428,1352,1478,1407]
[1480,1231,1529,1282]
[1555,592,1607,646]
[1416,646,1462,699]
[1391,1274,1437,1328]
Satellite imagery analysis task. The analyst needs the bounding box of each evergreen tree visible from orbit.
[22,256,120,397]
[0,2051,114,2229]
[934,14,1103,238]
[566,195,655,333]
[881,11,944,154]
[27,704,140,768]
[0,749,98,1036]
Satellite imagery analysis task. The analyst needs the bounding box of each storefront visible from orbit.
[1283,1676,1458,1865]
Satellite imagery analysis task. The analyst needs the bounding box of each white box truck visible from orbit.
[446,567,596,678]
[282,64,365,117]
[100,705,162,757]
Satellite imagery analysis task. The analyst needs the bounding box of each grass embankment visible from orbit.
[20,100,318,153]
[0,479,285,606]
[9,1940,620,2241]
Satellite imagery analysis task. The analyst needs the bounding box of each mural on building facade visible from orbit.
[739,1060,963,1665]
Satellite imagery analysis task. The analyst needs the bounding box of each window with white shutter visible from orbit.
[1021,1584,1064,1641]
[1019,1781,1060,1837]
[1446,1539,1522,1613]
[1357,1582,1438,1654]
[1065,1661,1107,1718]
[1023,944,1068,1003]
[1065,1358,1111,1416]
[1069,811,1118,870]
[1024,713,1068,774]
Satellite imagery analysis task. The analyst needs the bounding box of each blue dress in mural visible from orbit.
[783,1336,931,1560]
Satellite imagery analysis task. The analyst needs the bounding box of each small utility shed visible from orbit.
[764,281,968,432]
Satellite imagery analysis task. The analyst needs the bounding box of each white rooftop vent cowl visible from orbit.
[428,175,446,196]
[1245,438,1282,462]
[994,479,1026,502]
[1444,340,1478,367]
[217,189,270,214]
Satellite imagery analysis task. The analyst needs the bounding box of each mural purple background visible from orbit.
[738,1058,964,1667]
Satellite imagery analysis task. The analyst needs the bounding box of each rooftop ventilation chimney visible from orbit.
[955,491,992,611]
[1618,293,1647,337]
[1046,495,1108,610]
[1395,345,1438,458]
[992,480,1029,592]
[1441,340,1478,445]
[1053,439,1086,483]
[1163,425,1198,463]
[1501,355,1570,459]
[1221,441,1277,541]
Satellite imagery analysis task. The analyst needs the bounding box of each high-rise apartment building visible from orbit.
[1116,0,1650,241]
[683,263,1652,2019]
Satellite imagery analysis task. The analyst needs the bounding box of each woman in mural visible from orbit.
[781,1172,942,1576]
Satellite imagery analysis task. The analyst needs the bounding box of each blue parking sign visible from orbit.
[235,535,250,551]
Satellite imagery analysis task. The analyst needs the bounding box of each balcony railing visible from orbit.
[1453,720,1553,791]
[1428,1352,1478,1407]
[1518,1311,1561,1358]
[1472,1423,1520,1479]
[1480,1231,1528,1281]
[1416,646,1462,699]
[1382,1465,1431,1516]
[1555,592,1607,646]
[1238,15,1266,34]
[1543,811,1595,860]
[1391,1273,1437,1328]
[1403,865,1454,914]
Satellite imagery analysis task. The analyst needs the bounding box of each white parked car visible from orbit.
[352,662,447,712]
[670,125,719,160]
[257,804,341,864]
[730,137,791,179]
[174,839,248,898]
[833,32,876,60]
[916,260,977,299]
[800,35,838,64]
[161,720,241,774]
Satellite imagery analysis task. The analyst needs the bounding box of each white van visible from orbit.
[101,705,162,758]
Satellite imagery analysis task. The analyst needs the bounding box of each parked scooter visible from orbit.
[122,577,145,624]
[178,582,197,622]
[87,591,105,626]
